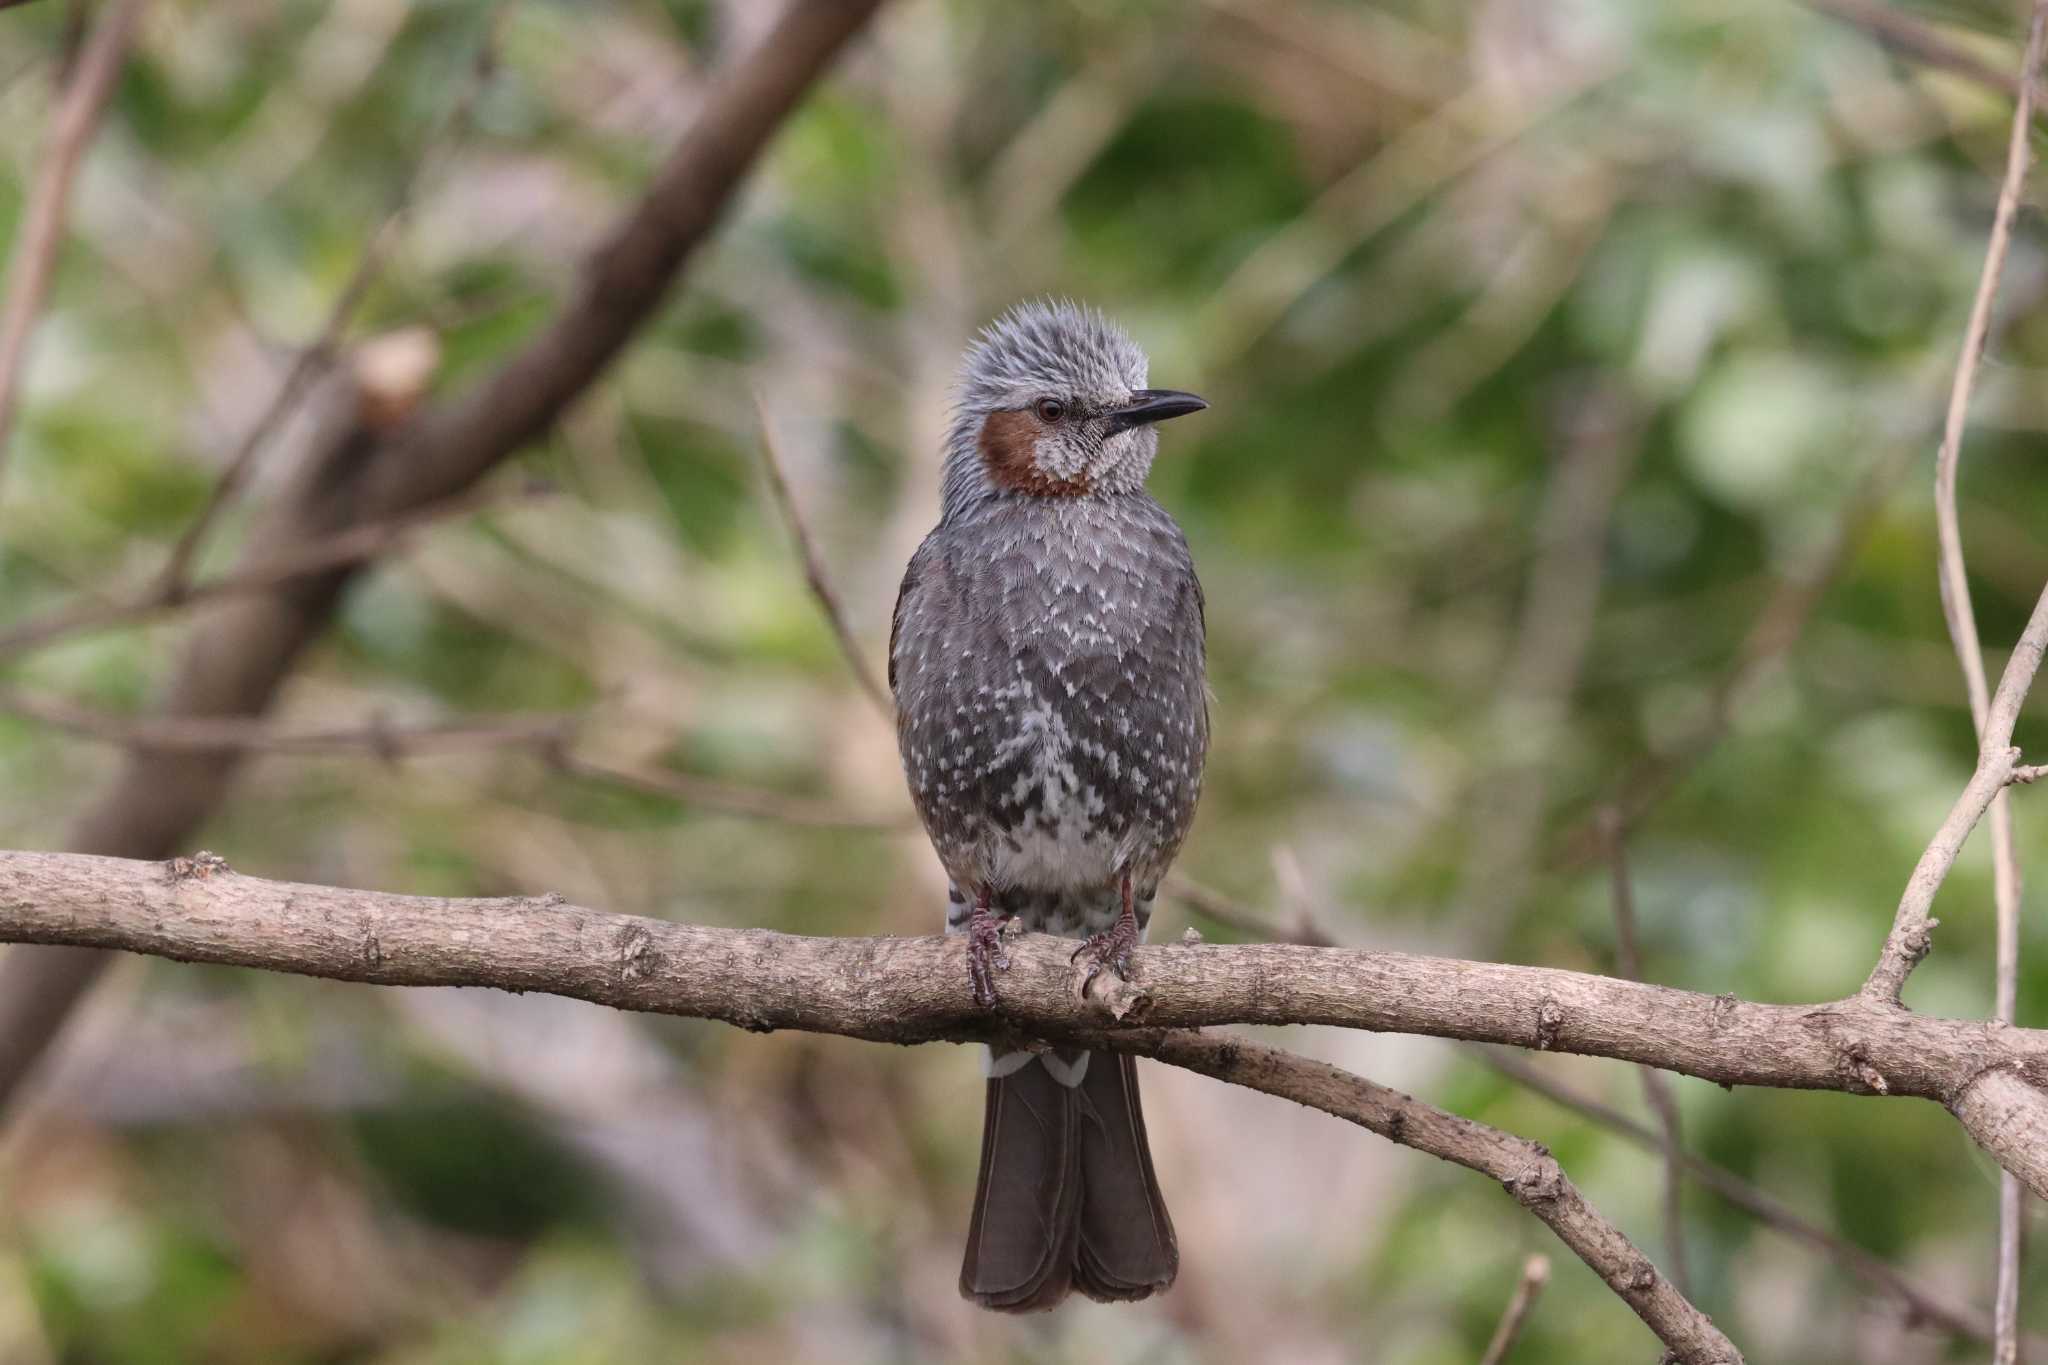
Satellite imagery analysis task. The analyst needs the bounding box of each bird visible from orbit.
[888,300,1210,1311]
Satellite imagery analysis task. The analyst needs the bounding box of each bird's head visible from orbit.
[940,300,1206,519]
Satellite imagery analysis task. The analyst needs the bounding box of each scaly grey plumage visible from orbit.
[889,299,1209,1311]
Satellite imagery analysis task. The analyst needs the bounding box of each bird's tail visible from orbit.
[959,1047,1177,1311]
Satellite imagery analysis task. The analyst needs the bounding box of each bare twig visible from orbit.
[0,0,146,482]
[155,5,510,596]
[0,688,900,829]
[1482,1051,2013,1347]
[1171,872,1338,946]
[1478,1254,1551,1365]
[1922,10,2048,1355]
[1602,812,1691,1296]
[1803,0,2036,106]
[0,479,544,661]
[1193,53,1622,374]
[547,752,899,829]
[750,392,893,715]
[1860,583,2048,1003]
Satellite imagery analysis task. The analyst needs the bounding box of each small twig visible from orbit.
[1601,811,1691,1296]
[548,751,900,830]
[0,0,147,484]
[750,391,893,716]
[1170,872,1337,946]
[1478,1254,1551,1365]
[1864,578,2048,1005]
[1803,0,2039,107]
[0,690,577,756]
[2009,763,2048,786]
[0,688,899,829]
[0,480,544,660]
[153,5,510,596]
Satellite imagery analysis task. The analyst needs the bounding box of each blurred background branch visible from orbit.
[0,0,888,1120]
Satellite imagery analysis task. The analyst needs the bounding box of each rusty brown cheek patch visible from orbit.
[978,410,1092,496]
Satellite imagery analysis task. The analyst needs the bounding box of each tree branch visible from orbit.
[751,391,893,716]
[1482,1050,2020,1348]
[0,847,1747,1361]
[0,0,146,483]
[1864,579,2048,1003]
[0,689,898,828]
[5,849,2047,1201]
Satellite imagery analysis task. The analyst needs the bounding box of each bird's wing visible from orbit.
[888,531,945,703]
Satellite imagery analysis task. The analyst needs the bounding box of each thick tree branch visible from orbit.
[4,849,2047,1207]
[0,848,1745,1361]
[0,0,887,1116]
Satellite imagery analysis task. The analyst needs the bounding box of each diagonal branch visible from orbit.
[0,0,147,483]
[751,391,893,715]
[1482,1050,2017,1347]
[1178,879,2016,1347]
[1863,578,2048,1003]
[1140,1032,1736,1362]
[153,2,511,598]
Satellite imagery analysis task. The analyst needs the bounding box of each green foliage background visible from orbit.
[2,0,2046,1360]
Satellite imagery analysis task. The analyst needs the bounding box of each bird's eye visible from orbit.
[1034,398,1066,422]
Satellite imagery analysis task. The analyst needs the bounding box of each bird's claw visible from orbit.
[968,912,1013,1009]
[1071,919,1137,994]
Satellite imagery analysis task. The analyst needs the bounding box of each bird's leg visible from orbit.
[967,887,1011,1009]
[1072,872,1140,990]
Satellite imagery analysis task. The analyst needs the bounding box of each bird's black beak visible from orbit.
[1106,389,1208,433]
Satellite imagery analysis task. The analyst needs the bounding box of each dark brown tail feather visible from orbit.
[1073,1052,1177,1301]
[960,1058,1083,1310]
[960,1052,1176,1311]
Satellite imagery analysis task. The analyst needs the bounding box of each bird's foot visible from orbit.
[1071,914,1139,995]
[968,909,1014,1009]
